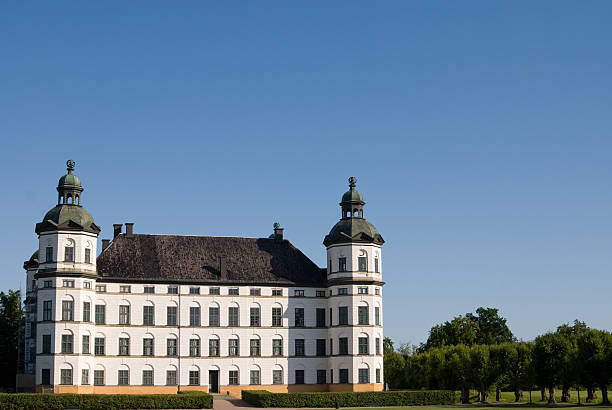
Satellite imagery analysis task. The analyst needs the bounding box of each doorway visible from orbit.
[209,370,219,393]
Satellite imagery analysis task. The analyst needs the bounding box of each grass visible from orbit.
[468,390,605,405]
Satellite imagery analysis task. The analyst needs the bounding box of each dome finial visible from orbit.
[66,159,75,174]
[348,176,357,189]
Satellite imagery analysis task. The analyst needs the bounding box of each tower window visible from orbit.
[374,257,379,273]
[45,247,53,262]
[84,248,91,264]
[358,257,367,272]
[358,287,368,294]
[64,246,74,262]
[338,257,347,272]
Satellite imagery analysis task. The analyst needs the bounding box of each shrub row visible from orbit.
[0,393,213,409]
[241,389,456,408]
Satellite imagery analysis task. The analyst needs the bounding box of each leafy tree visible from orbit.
[505,342,534,402]
[0,290,24,390]
[533,332,573,404]
[383,337,405,389]
[555,321,586,402]
[444,345,472,403]
[577,329,612,404]
[467,307,514,346]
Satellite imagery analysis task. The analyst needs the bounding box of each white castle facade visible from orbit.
[23,161,384,395]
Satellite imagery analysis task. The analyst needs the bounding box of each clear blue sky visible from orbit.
[1,1,611,346]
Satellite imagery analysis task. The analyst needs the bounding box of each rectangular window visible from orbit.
[41,368,51,385]
[374,258,379,273]
[60,368,72,385]
[317,369,326,384]
[358,368,369,384]
[316,290,326,297]
[62,300,74,321]
[338,306,348,325]
[209,287,220,295]
[250,339,260,356]
[118,338,130,356]
[209,339,219,356]
[329,308,332,326]
[316,339,326,356]
[228,288,239,295]
[375,287,380,295]
[142,369,154,386]
[250,307,260,327]
[45,246,53,262]
[166,370,177,386]
[228,370,239,385]
[190,339,200,356]
[81,369,89,385]
[376,368,381,383]
[84,281,91,289]
[316,308,326,327]
[359,337,369,355]
[250,370,260,385]
[375,306,380,325]
[95,304,105,324]
[272,307,282,327]
[358,286,368,294]
[249,288,261,296]
[339,368,349,384]
[228,306,239,326]
[339,337,348,355]
[143,305,154,326]
[272,289,282,296]
[63,280,74,288]
[84,248,91,264]
[42,334,51,354]
[82,335,90,354]
[144,286,154,294]
[167,306,177,326]
[167,286,178,294]
[272,369,283,384]
[94,370,105,386]
[338,257,347,272]
[295,339,305,356]
[338,287,348,295]
[95,284,106,292]
[294,289,304,297]
[272,339,283,356]
[119,305,130,325]
[189,287,200,295]
[64,246,74,262]
[167,338,177,356]
[119,285,131,293]
[44,280,52,288]
[189,370,199,386]
[294,308,304,327]
[295,369,304,385]
[209,307,220,326]
[330,338,333,355]
[43,300,52,321]
[376,337,381,355]
[190,307,201,326]
[94,337,105,355]
[358,306,369,325]
[143,338,154,356]
[358,256,367,272]
[61,334,73,353]
[118,370,129,386]
[229,339,239,356]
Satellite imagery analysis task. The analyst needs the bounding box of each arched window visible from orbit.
[60,363,73,385]
[142,364,154,386]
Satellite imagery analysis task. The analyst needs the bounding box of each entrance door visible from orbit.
[209,370,219,393]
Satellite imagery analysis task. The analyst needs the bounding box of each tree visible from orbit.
[445,345,472,404]
[383,337,405,389]
[0,290,24,390]
[467,307,514,346]
[555,321,586,402]
[577,329,612,404]
[533,332,573,404]
[506,342,534,402]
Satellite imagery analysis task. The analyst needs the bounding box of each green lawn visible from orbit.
[470,389,605,405]
[362,407,612,410]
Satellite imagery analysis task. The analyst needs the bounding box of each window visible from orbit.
[167,286,178,294]
[45,246,53,262]
[250,307,260,327]
[166,370,177,386]
[61,334,73,353]
[143,338,154,356]
[228,306,239,326]
[60,368,72,385]
[272,339,283,356]
[84,281,91,289]
[42,334,51,354]
[330,369,334,384]
[329,308,332,325]
[338,287,348,295]
[272,289,282,296]
[250,288,261,296]
[375,307,380,325]
[43,301,52,321]
[295,339,305,356]
[209,287,220,295]
[94,370,105,386]
[358,306,369,325]
[44,280,52,288]
[338,307,348,325]
[317,369,326,384]
[95,284,106,292]
[167,338,177,356]
[358,287,368,294]
[294,308,304,327]
[167,306,177,326]
[119,338,130,356]
[316,290,326,297]
[209,307,220,326]
[250,370,260,385]
[375,287,380,295]
[189,287,200,295]
[118,369,129,385]
[95,305,105,324]
[143,306,154,326]
[82,335,90,354]
[374,258,379,273]
[119,305,130,325]
[359,337,369,354]
[316,308,326,327]
[63,280,74,288]
[209,339,219,356]
[94,337,105,355]
[272,307,282,327]
[190,307,201,326]
[376,368,381,383]
[82,369,89,385]
[62,300,74,321]
[84,248,91,264]
[295,369,304,384]
[338,257,347,272]
[229,338,239,356]
[119,285,131,293]
[339,337,348,355]
[143,369,154,385]
[189,370,199,386]
[330,338,333,355]
[64,246,74,262]
[358,256,367,272]
[376,337,381,355]
[228,288,239,295]
[190,339,200,356]
[229,370,239,385]
[339,368,349,384]
[294,289,304,297]
[316,339,326,356]
[144,286,154,294]
[41,368,51,385]
[358,368,369,384]
[273,369,283,384]
[250,339,260,356]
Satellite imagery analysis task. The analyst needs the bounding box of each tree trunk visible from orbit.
[561,385,571,402]
[540,388,547,401]
[514,388,522,402]
[460,387,470,404]
[548,386,556,404]
[496,388,501,402]
[587,387,597,402]
[602,386,610,405]
[480,388,489,403]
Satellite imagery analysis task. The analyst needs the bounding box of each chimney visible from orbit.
[125,222,134,237]
[273,222,284,243]
[102,239,110,251]
[113,223,123,238]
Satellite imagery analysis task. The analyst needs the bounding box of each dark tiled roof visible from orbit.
[96,234,326,286]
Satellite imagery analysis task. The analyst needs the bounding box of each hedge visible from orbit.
[241,389,456,408]
[0,393,213,410]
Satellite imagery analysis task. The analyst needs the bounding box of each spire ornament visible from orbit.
[66,160,75,173]
[348,176,357,189]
